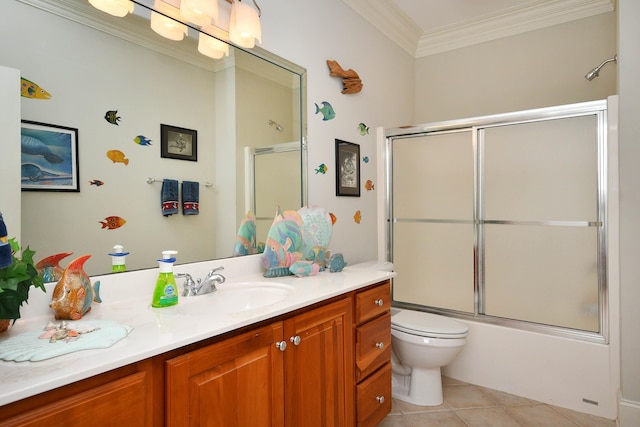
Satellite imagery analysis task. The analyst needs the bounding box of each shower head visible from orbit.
[268,120,283,132]
[585,54,617,81]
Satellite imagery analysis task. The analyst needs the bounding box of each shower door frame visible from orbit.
[384,99,609,344]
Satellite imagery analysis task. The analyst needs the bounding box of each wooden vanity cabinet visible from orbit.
[165,297,353,427]
[354,281,392,427]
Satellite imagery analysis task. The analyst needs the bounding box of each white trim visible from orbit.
[344,0,614,58]
[619,399,640,426]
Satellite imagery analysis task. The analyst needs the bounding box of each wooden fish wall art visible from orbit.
[327,60,363,94]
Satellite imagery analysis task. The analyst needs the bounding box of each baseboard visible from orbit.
[618,398,640,426]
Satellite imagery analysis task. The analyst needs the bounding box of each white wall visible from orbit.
[0,66,21,242]
[617,0,640,424]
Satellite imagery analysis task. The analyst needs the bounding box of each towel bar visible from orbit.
[146,177,214,188]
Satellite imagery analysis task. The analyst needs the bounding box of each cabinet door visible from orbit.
[166,323,285,427]
[284,298,354,427]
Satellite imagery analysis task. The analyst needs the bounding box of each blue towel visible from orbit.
[182,181,199,215]
[0,212,12,269]
[161,179,179,216]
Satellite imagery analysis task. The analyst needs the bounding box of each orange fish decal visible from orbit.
[106,149,129,165]
[353,210,362,224]
[329,212,337,225]
[365,179,375,191]
[100,216,126,230]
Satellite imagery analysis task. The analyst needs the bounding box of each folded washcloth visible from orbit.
[182,181,199,215]
[161,179,179,216]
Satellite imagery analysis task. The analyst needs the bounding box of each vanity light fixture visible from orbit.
[229,0,262,48]
[88,0,134,17]
[180,0,218,27]
[151,0,188,41]
[198,25,230,59]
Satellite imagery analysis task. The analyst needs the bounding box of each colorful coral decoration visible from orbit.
[298,206,333,267]
[36,252,73,283]
[134,135,152,146]
[365,179,375,191]
[20,77,51,99]
[21,134,63,164]
[99,216,126,230]
[315,163,328,174]
[232,211,259,256]
[50,255,101,320]
[327,60,363,94]
[89,180,104,187]
[104,110,121,125]
[261,208,304,277]
[353,210,362,224]
[362,156,370,163]
[106,149,129,165]
[329,212,337,225]
[314,101,336,121]
[358,122,370,135]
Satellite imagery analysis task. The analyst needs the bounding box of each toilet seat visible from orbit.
[391,309,469,339]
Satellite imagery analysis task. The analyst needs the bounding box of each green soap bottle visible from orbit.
[109,244,129,273]
[152,250,179,308]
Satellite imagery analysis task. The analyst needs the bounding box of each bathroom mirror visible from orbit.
[7,0,307,276]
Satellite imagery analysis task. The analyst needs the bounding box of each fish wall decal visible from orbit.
[104,110,121,125]
[99,216,126,230]
[314,101,336,121]
[134,135,152,146]
[106,149,129,165]
[20,77,51,99]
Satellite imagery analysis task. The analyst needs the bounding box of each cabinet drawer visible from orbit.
[356,362,392,427]
[355,281,391,325]
[356,312,391,382]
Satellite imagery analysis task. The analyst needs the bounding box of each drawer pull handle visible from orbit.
[374,299,384,307]
[376,396,385,404]
[275,341,287,351]
[375,342,384,349]
[290,335,301,346]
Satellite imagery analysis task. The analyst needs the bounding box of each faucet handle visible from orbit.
[207,266,224,277]
[176,273,197,296]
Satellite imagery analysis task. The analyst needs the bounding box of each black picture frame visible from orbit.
[161,124,197,161]
[335,139,360,197]
[20,120,80,192]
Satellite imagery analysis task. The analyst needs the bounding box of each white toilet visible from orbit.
[391,308,469,406]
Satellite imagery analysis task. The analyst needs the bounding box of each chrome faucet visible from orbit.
[176,266,225,297]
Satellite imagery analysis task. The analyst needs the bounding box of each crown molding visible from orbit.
[344,0,615,58]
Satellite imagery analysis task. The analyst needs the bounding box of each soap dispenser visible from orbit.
[108,244,129,273]
[152,250,179,308]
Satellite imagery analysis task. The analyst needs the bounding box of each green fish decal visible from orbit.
[315,163,328,174]
[358,122,369,135]
[20,77,51,99]
[104,110,121,126]
[314,101,335,121]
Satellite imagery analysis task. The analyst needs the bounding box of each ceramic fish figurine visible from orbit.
[89,179,104,186]
[289,260,320,277]
[315,163,328,174]
[36,251,73,283]
[20,77,51,99]
[314,101,335,121]
[232,211,258,256]
[134,135,152,146]
[21,164,62,182]
[21,135,63,163]
[100,216,126,230]
[353,210,362,224]
[104,110,121,125]
[50,254,102,320]
[261,208,304,277]
[358,123,369,135]
[365,179,375,191]
[106,149,129,165]
[329,253,347,273]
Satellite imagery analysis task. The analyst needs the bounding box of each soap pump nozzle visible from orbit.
[108,244,129,273]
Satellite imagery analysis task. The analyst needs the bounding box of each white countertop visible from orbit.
[0,255,395,406]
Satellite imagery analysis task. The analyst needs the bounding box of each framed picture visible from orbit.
[335,139,360,197]
[161,124,197,161]
[21,120,79,192]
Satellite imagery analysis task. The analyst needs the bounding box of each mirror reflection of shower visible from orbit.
[269,119,284,132]
[585,54,617,81]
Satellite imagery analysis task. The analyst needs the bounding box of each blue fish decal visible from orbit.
[362,156,369,163]
[315,163,328,174]
[21,135,63,164]
[358,122,369,135]
[104,110,121,125]
[134,135,152,146]
[315,101,335,121]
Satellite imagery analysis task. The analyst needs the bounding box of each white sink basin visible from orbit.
[177,281,295,316]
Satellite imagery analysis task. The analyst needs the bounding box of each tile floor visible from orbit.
[380,377,617,427]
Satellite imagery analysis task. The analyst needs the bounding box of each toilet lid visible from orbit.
[391,310,469,339]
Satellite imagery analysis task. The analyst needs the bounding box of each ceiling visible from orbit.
[343,0,615,58]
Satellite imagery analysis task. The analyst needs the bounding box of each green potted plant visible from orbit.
[0,238,45,332]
